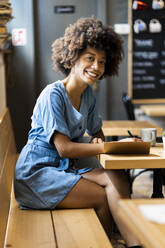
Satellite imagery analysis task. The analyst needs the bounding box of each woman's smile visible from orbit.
[84,69,100,79]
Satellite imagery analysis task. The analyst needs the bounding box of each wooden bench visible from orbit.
[0,108,112,248]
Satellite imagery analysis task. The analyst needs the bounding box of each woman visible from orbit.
[14,17,142,248]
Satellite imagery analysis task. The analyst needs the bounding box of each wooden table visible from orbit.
[101,120,163,137]
[100,143,165,198]
[100,143,165,170]
[118,199,165,248]
[85,120,163,137]
[93,121,163,198]
[140,105,165,117]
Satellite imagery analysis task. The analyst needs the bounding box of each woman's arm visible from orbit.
[53,132,104,158]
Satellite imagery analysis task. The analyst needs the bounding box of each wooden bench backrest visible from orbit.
[0,108,17,247]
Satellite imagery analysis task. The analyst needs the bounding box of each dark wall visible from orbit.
[6,0,36,152]
[6,0,128,152]
[106,0,128,120]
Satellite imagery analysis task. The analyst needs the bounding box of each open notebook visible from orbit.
[104,141,151,154]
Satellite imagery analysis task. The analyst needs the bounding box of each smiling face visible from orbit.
[70,47,106,86]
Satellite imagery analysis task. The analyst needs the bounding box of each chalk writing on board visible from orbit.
[142,76,155,81]
[133,69,146,74]
[160,79,165,84]
[160,69,165,74]
[133,76,155,82]
[160,61,165,66]
[133,62,153,67]
[132,1,165,101]
[133,77,141,82]
[134,52,159,60]
[134,39,154,47]
[161,51,165,57]
[134,84,155,89]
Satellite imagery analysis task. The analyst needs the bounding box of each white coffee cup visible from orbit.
[134,19,147,33]
[141,128,157,146]
[152,0,164,10]
[149,19,162,33]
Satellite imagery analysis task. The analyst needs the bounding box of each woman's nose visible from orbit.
[91,61,98,69]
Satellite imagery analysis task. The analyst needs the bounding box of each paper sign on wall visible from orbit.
[12,28,27,46]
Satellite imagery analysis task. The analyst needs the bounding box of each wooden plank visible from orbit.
[101,120,163,137]
[100,153,165,169]
[133,99,165,104]
[128,0,133,98]
[52,208,112,248]
[85,120,163,137]
[5,191,56,248]
[100,143,165,169]
[0,108,13,171]
[0,53,6,116]
[118,199,165,248]
[140,105,165,117]
[0,109,17,247]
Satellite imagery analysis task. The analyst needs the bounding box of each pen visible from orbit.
[127,130,134,137]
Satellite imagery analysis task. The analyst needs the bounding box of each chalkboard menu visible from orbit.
[131,0,165,103]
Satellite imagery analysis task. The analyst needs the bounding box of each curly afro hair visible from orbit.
[52,16,124,78]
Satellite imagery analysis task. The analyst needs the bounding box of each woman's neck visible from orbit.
[62,75,87,97]
[62,76,87,111]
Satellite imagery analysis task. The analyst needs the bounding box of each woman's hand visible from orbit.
[90,128,105,144]
[90,137,104,144]
[118,137,143,142]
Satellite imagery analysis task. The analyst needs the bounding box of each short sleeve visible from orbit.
[86,90,102,136]
[39,88,70,143]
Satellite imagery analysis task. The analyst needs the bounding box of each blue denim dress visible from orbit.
[14,81,102,209]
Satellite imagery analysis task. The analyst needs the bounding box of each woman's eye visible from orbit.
[86,56,94,61]
[99,60,106,65]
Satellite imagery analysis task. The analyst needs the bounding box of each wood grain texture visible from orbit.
[5,191,55,248]
[101,120,163,136]
[0,108,13,171]
[0,108,17,247]
[52,208,112,248]
[128,0,133,98]
[141,105,165,117]
[85,120,163,137]
[118,199,165,248]
[100,143,165,169]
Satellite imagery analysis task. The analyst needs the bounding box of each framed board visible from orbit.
[128,0,165,103]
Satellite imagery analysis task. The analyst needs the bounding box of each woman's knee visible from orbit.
[83,168,130,199]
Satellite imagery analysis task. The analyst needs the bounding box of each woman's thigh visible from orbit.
[57,168,130,209]
[57,175,106,209]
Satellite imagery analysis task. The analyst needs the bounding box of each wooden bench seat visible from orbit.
[0,108,112,248]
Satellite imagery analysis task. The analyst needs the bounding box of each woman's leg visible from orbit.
[57,176,113,239]
[82,168,141,247]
